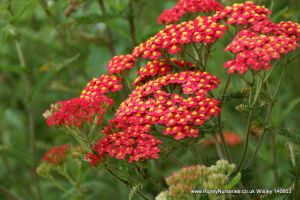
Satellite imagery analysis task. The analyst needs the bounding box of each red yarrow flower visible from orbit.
[80,74,123,99]
[47,95,113,127]
[42,144,70,165]
[224,30,298,73]
[134,59,195,86]
[107,54,136,74]
[212,2,271,25]
[132,16,227,60]
[158,0,224,24]
[87,126,162,166]
[114,70,220,140]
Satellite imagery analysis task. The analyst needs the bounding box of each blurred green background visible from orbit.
[0,0,299,199]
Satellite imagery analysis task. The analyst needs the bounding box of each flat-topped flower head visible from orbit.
[80,74,123,99]
[134,59,195,86]
[212,1,271,25]
[134,60,171,86]
[46,95,112,127]
[107,54,135,74]
[87,126,162,166]
[114,70,220,140]
[277,21,300,38]
[158,0,224,24]
[224,30,298,73]
[132,16,227,60]
[42,144,70,165]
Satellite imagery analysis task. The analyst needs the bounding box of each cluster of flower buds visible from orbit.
[156,160,236,200]
[158,0,223,24]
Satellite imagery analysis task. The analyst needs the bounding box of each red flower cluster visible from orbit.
[134,60,171,86]
[203,131,242,146]
[80,74,123,99]
[134,59,195,86]
[42,144,70,165]
[133,16,227,60]
[47,95,113,127]
[224,30,298,73]
[87,126,161,166]
[114,70,220,140]
[209,2,300,74]
[278,21,300,38]
[158,0,223,24]
[107,54,135,74]
[249,20,281,34]
[212,2,270,25]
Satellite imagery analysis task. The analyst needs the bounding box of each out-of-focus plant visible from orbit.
[156,160,238,200]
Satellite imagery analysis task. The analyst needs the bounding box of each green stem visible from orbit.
[60,168,76,186]
[192,43,204,69]
[15,39,42,200]
[236,109,254,172]
[217,75,232,162]
[49,177,67,192]
[212,134,224,159]
[271,133,279,186]
[236,72,265,172]
[288,143,296,167]
[0,187,21,200]
[37,0,67,45]
[187,143,202,163]
[105,168,151,200]
[127,0,137,47]
[250,64,288,163]
[293,158,300,200]
[97,0,115,56]
[169,153,187,167]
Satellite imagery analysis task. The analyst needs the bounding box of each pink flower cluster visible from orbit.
[208,2,300,73]
[134,59,195,86]
[278,21,300,38]
[158,0,223,24]
[113,70,220,140]
[224,30,298,73]
[86,70,220,166]
[107,54,135,74]
[133,16,227,60]
[134,60,171,86]
[80,74,123,99]
[212,2,271,25]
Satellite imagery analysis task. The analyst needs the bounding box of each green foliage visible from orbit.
[277,129,300,145]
